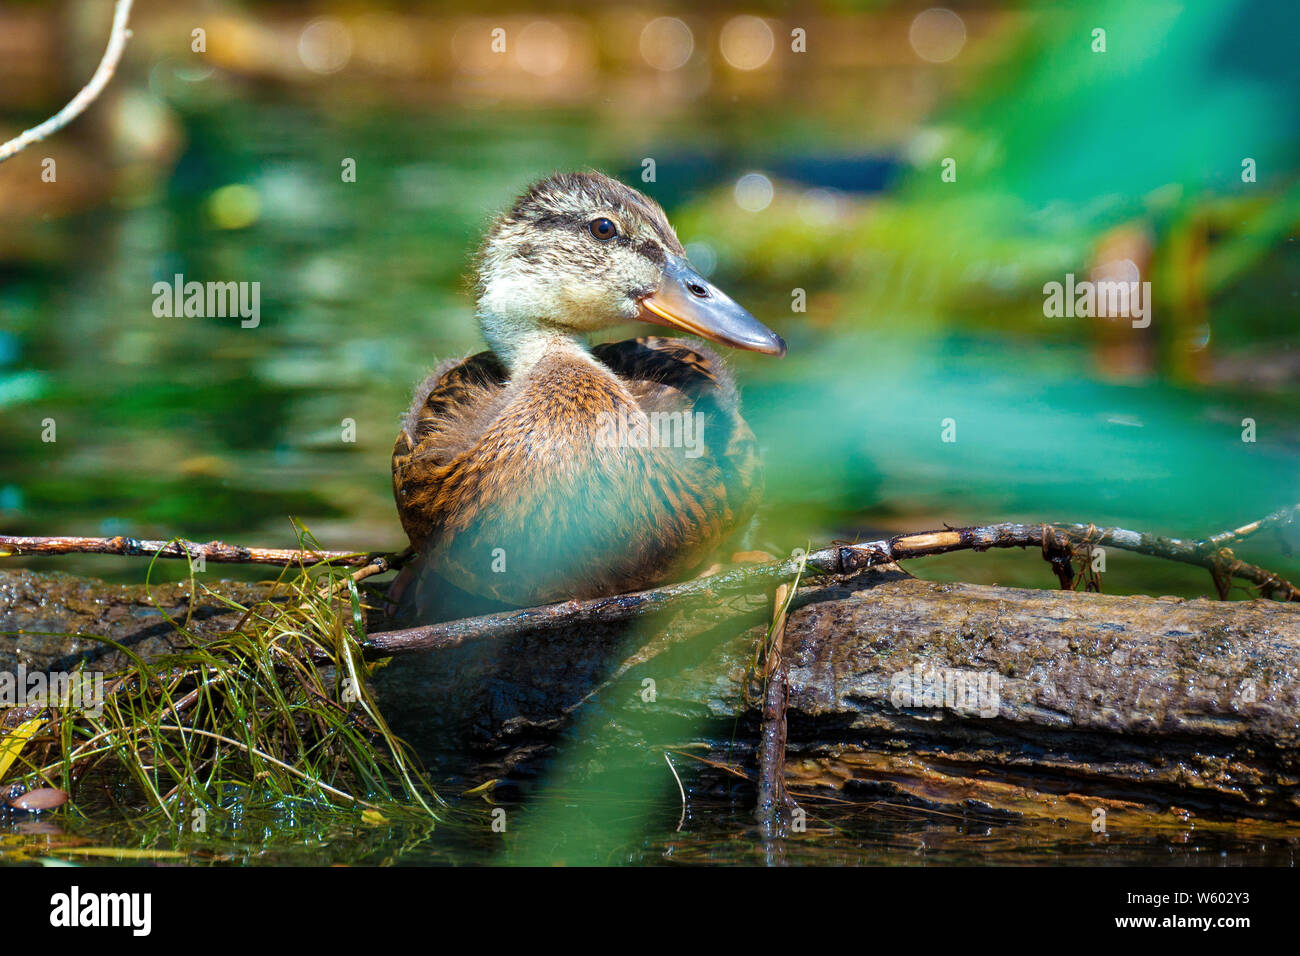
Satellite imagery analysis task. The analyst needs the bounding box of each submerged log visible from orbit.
[372,566,1300,821]
[4,566,1300,822]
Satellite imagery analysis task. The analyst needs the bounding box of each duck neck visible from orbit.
[480,311,596,378]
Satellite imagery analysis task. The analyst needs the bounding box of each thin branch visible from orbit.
[316,547,414,599]
[1202,503,1300,551]
[0,534,376,567]
[1029,518,1298,601]
[664,753,686,832]
[358,508,1300,659]
[0,0,136,164]
[13,510,1290,595]
[6,509,1296,659]
[755,567,802,835]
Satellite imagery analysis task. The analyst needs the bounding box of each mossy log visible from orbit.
[4,566,1299,823]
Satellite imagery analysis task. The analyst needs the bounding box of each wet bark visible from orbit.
[0,569,278,675]
[4,567,1299,821]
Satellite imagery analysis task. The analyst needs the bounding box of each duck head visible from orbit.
[475,170,786,371]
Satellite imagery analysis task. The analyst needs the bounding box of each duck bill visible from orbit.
[637,255,786,357]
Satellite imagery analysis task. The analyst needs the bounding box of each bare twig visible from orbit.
[0,0,135,164]
[664,753,686,832]
[0,534,375,567]
[12,512,1294,599]
[358,508,1300,660]
[1202,504,1300,552]
[755,576,800,835]
[7,509,1296,661]
[315,547,414,600]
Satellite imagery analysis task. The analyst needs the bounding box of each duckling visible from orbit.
[391,171,784,617]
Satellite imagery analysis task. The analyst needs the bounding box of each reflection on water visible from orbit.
[5,792,1298,867]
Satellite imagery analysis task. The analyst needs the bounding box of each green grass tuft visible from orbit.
[7,524,442,827]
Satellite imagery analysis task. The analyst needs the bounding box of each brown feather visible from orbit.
[392,336,761,607]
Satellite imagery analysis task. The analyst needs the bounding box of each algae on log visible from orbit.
[3,566,1299,821]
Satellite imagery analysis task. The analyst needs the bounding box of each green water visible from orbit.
[3,99,1295,588]
[6,784,1299,866]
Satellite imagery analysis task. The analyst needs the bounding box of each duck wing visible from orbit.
[591,336,763,530]
[392,351,508,550]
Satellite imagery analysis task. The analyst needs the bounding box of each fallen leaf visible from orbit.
[0,717,44,782]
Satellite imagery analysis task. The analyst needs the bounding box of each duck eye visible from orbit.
[588,218,618,241]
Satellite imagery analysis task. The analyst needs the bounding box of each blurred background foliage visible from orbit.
[0,0,1296,596]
